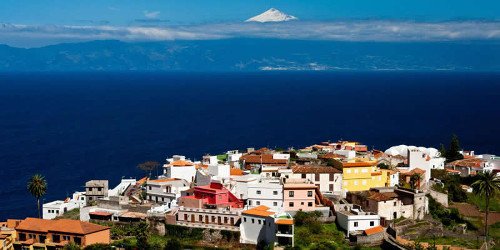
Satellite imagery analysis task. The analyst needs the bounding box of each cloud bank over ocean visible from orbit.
[1,20,499,47]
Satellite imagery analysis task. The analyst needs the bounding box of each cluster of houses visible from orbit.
[2,140,497,249]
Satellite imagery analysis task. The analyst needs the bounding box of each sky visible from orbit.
[0,0,499,47]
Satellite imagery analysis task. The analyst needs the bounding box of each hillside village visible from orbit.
[1,139,499,250]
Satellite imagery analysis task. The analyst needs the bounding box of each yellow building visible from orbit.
[342,160,392,192]
[0,219,18,250]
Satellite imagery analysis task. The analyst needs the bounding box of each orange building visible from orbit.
[13,217,110,249]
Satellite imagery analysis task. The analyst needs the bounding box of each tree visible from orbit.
[439,143,447,158]
[27,174,47,218]
[471,171,500,248]
[409,173,421,190]
[446,134,464,162]
[64,242,81,250]
[137,161,159,178]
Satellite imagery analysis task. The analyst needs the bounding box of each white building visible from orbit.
[247,179,283,211]
[386,145,445,185]
[290,165,343,195]
[163,155,197,183]
[208,164,230,179]
[336,206,380,237]
[146,178,189,204]
[108,179,136,197]
[240,205,294,247]
[229,174,260,200]
[334,150,356,160]
[42,191,86,219]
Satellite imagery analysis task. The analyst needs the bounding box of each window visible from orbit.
[301,202,304,205]
[258,220,261,225]
[308,202,313,207]
[88,187,92,191]
[354,222,358,227]
[289,202,294,207]
[329,184,334,191]
[149,186,152,190]
[248,200,252,205]
[273,191,278,195]
[273,202,277,206]
[307,191,313,197]
[301,174,306,179]
[394,202,397,206]
[252,218,255,223]
[63,235,70,241]
[315,173,320,181]
[19,233,26,241]
[53,234,61,243]
[346,169,351,174]
[74,237,82,245]
[256,190,261,194]
[329,173,334,181]
[256,201,260,205]
[97,187,102,192]
[244,217,247,222]
[289,191,294,197]
[370,221,374,226]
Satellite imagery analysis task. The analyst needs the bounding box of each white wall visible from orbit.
[290,173,342,194]
[208,164,230,178]
[334,150,356,159]
[165,165,196,182]
[247,182,283,211]
[336,211,380,236]
[240,215,276,245]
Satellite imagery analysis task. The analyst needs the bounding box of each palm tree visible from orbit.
[27,174,48,218]
[471,171,500,248]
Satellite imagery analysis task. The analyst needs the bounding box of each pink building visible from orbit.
[282,180,331,216]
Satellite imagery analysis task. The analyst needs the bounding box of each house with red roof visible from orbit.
[11,217,109,248]
[240,205,294,247]
[176,181,244,231]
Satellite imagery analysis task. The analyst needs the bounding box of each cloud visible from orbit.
[143,10,160,19]
[1,20,499,47]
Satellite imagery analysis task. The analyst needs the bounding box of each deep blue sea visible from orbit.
[0,72,499,220]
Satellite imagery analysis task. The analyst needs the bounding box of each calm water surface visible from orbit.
[0,72,499,220]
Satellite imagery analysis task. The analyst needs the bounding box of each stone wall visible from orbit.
[429,189,448,207]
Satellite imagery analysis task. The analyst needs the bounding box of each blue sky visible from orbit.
[1,0,499,25]
[0,0,499,47]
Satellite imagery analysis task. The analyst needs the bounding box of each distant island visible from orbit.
[1,39,499,72]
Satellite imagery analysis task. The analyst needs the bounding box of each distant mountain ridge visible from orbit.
[0,39,499,72]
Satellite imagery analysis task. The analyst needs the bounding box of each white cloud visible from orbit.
[143,10,160,19]
[1,20,499,47]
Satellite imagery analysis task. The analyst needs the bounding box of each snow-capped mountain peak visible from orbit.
[245,8,298,23]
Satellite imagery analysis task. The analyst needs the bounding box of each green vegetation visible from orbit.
[294,211,349,249]
[441,134,464,163]
[430,170,467,202]
[471,171,500,244]
[326,159,343,171]
[377,163,389,170]
[467,193,500,212]
[416,236,479,249]
[427,195,474,229]
[217,154,228,161]
[56,208,80,220]
[27,174,48,218]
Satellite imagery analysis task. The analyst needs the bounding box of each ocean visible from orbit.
[0,71,499,220]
